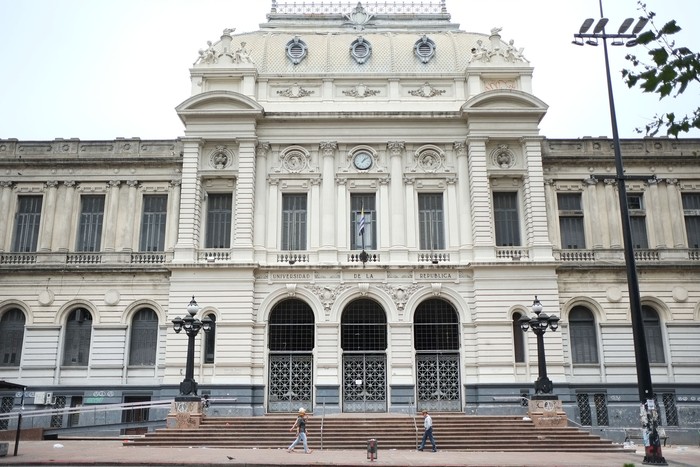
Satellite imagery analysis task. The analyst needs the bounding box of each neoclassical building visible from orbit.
[1,1,699,435]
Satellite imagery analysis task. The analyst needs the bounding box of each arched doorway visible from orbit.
[341,298,387,412]
[267,299,315,412]
[414,298,461,412]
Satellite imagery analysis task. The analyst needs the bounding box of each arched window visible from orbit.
[569,306,599,364]
[341,299,386,351]
[414,299,459,351]
[63,308,93,366]
[0,308,26,366]
[642,306,665,364]
[512,312,525,363]
[204,313,216,363]
[129,308,158,366]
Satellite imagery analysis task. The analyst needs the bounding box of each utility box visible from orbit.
[33,392,53,405]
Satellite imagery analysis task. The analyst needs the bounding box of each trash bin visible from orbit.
[366,438,378,461]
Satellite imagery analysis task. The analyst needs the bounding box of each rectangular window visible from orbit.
[558,193,586,249]
[76,195,105,252]
[627,194,648,249]
[493,192,520,246]
[205,193,232,249]
[418,193,445,250]
[281,193,307,250]
[139,195,168,252]
[351,194,376,250]
[682,193,700,249]
[12,195,43,252]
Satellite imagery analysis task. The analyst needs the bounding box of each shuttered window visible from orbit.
[418,193,445,250]
[129,308,158,366]
[76,195,105,252]
[682,193,700,249]
[569,307,599,364]
[205,193,232,248]
[493,192,520,246]
[139,195,167,252]
[281,194,307,250]
[642,306,665,364]
[204,314,216,363]
[0,309,25,366]
[12,195,43,252]
[627,194,648,249]
[558,193,586,249]
[63,308,93,366]
[351,194,376,250]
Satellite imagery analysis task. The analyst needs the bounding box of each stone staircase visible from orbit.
[129,413,624,452]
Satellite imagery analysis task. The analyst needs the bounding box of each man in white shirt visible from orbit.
[417,410,437,452]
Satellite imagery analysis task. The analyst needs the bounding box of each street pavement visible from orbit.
[1,441,700,467]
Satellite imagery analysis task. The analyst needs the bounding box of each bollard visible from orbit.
[366,438,378,461]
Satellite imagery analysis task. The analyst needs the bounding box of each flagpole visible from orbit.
[359,203,368,265]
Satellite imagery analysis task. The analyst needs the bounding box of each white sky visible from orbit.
[0,0,698,141]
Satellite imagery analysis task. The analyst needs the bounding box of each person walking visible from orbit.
[287,407,312,453]
[417,409,437,452]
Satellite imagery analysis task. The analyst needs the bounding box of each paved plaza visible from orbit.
[1,440,700,466]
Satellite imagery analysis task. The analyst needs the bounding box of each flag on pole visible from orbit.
[358,206,366,237]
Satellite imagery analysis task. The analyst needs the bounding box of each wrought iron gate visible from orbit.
[416,353,461,412]
[342,354,386,412]
[268,354,313,412]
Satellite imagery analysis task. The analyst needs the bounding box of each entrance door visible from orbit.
[268,354,313,412]
[341,298,387,412]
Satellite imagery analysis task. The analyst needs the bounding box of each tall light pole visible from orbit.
[573,2,666,464]
[172,296,212,399]
[519,296,560,396]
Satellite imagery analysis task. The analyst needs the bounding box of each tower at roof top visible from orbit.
[265,1,458,32]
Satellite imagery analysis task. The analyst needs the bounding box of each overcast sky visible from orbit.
[0,0,698,141]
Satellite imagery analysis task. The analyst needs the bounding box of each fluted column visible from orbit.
[446,177,459,250]
[388,142,407,263]
[0,181,14,251]
[337,178,349,249]
[117,180,138,252]
[233,139,256,262]
[103,180,121,252]
[266,179,279,250]
[309,178,321,251]
[466,137,492,260]
[54,181,76,252]
[378,178,390,250]
[522,137,552,260]
[543,179,560,248]
[604,179,622,248]
[166,179,181,251]
[647,178,666,248]
[665,179,685,247]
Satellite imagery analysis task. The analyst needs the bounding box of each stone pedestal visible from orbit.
[527,396,567,428]
[166,398,204,429]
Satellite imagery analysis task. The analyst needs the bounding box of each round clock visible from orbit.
[353,152,373,170]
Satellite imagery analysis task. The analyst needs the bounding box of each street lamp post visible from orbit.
[172,296,212,399]
[519,296,560,396]
[573,2,666,464]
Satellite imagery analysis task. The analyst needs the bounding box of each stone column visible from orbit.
[378,178,390,250]
[522,137,552,260]
[336,178,349,250]
[585,177,603,248]
[232,139,256,262]
[388,142,406,248]
[309,178,321,253]
[0,181,14,251]
[543,179,560,248]
[173,138,202,263]
[604,179,621,248]
[117,181,138,252]
[266,179,279,251]
[103,180,121,252]
[253,143,270,259]
[318,141,337,262]
[466,137,492,260]
[445,177,459,250]
[54,181,76,252]
[647,177,666,248]
[38,181,59,252]
[454,141,473,261]
[166,180,181,251]
[665,179,685,247]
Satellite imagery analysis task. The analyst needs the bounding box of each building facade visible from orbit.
[1,1,699,435]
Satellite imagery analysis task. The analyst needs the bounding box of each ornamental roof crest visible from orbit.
[345,2,373,30]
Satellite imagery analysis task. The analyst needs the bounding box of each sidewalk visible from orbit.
[1,441,700,467]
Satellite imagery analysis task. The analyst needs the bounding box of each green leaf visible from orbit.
[636,30,655,45]
[650,47,669,66]
[659,20,681,36]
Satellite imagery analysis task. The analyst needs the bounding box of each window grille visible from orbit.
[627,193,649,249]
[63,308,93,366]
[341,299,386,352]
[204,314,216,363]
[351,193,376,250]
[129,308,158,366]
[50,395,66,428]
[512,312,525,363]
[642,306,665,363]
[0,396,14,430]
[577,393,592,426]
[557,193,585,249]
[12,195,42,252]
[0,308,25,366]
[493,192,521,246]
[569,307,599,364]
[414,299,459,351]
[418,193,445,250]
[593,393,609,426]
[121,396,150,425]
[76,195,105,252]
[205,193,232,249]
[281,194,307,251]
[268,299,315,352]
[139,194,167,252]
[661,393,679,426]
[682,193,700,248]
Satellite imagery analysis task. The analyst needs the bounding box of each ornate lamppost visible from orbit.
[172,296,212,399]
[572,2,666,464]
[519,296,559,395]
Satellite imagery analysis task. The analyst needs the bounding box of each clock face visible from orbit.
[353,152,372,170]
